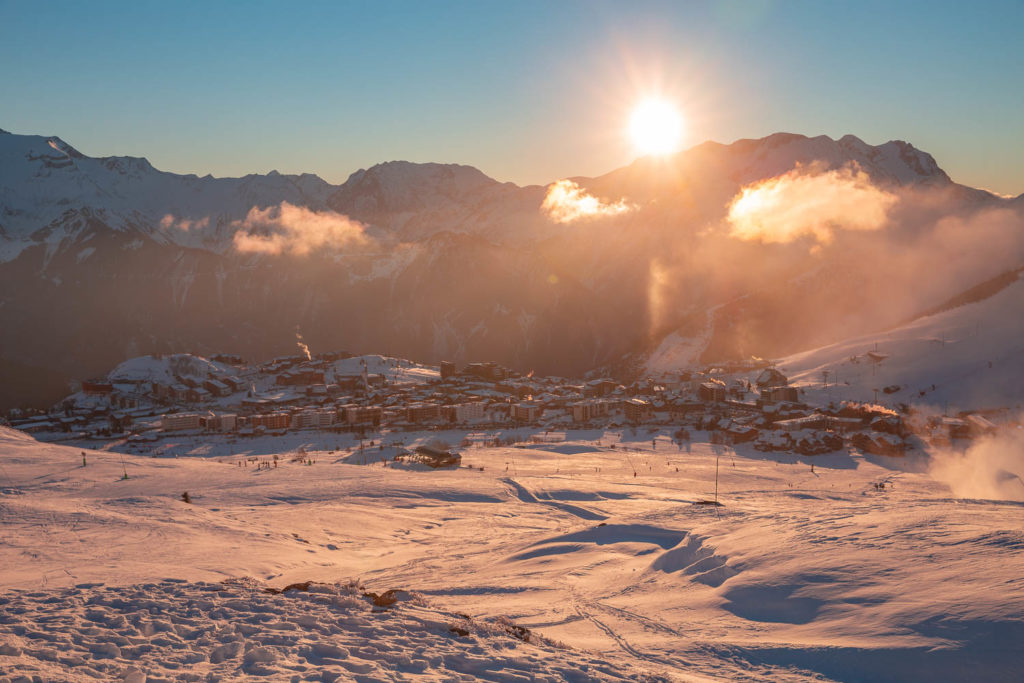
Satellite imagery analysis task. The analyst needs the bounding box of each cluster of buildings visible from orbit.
[6,352,1009,462]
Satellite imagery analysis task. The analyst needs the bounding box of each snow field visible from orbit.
[0,579,642,682]
[2,427,1024,680]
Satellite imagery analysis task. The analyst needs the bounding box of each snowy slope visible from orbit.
[107,354,240,385]
[0,579,640,681]
[329,354,439,383]
[327,160,548,243]
[0,130,337,261]
[780,273,1024,412]
[3,424,1024,681]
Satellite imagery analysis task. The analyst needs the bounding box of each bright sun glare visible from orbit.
[629,99,683,156]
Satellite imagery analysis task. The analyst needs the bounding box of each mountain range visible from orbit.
[1,127,1021,410]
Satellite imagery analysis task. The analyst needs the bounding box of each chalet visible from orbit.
[249,412,291,430]
[441,402,485,423]
[667,399,703,417]
[774,414,829,432]
[851,432,905,456]
[306,384,329,398]
[335,375,364,391]
[171,384,192,402]
[698,382,726,403]
[966,414,997,437]
[755,368,788,390]
[440,361,457,380]
[464,362,509,381]
[761,386,798,404]
[583,379,618,398]
[408,445,461,468]
[623,398,652,423]
[189,387,212,404]
[161,413,202,431]
[869,415,903,436]
[342,405,383,426]
[406,403,441,423]
[221,414,238,431]
[291,409,335,429]
[202,379,231,397]
[81,380,114,396]
[511,402,543,423]
[724,423,759,443]
[151,382,172,400]
[210,353,246,365]
[108,412,133,432]
[829,416,864,433]
[18,420,57,433]
[276,369,325,386]
[221,376,247,393]
[571,399,610,423]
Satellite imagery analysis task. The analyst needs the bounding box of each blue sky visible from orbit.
[2,0,1022,194]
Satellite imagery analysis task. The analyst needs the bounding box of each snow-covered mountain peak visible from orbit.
[325,160,541,241]
[46,136,84,159]
[723,132,950,186]
[338,160,501,204]
[0,130,341,260]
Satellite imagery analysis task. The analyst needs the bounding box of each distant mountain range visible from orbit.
[1,127,1021,410]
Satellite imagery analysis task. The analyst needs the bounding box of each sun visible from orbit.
[629,99,683,156]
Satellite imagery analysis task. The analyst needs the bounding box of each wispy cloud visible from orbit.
[231,202,368,255]
[726,163,898,245]
[159,215,210,232]
[541,179,634,223]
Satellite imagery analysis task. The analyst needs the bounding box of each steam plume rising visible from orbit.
[541,180,634,223]
[295,331,311,361]
[726,163,897,245]
[231,202,368,255]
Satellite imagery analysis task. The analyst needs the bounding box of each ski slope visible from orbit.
[1,426,1023,681]
[781,274,1024,413]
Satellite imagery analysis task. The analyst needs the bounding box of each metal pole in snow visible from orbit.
[715,453,719,504]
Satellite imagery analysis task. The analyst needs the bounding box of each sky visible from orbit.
[1,0,1022,195]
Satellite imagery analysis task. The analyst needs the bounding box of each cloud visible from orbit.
[541,179,634,223]
[230,202,368,255]
[726,163,898,245]
[159,214,210,232]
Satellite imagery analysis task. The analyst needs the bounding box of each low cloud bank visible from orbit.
[541,180,634,223]
[726,163,898,245]
[231,202,368,255]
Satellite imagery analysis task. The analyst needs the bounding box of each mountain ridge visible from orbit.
[1,126,1021,411]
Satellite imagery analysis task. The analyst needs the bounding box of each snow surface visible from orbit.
[2,425,1023,681]
[107,354,239,385]
[0,578,635,681]
[780,274,1024,412]
[0,132,336,261]
[330,355,439,384]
